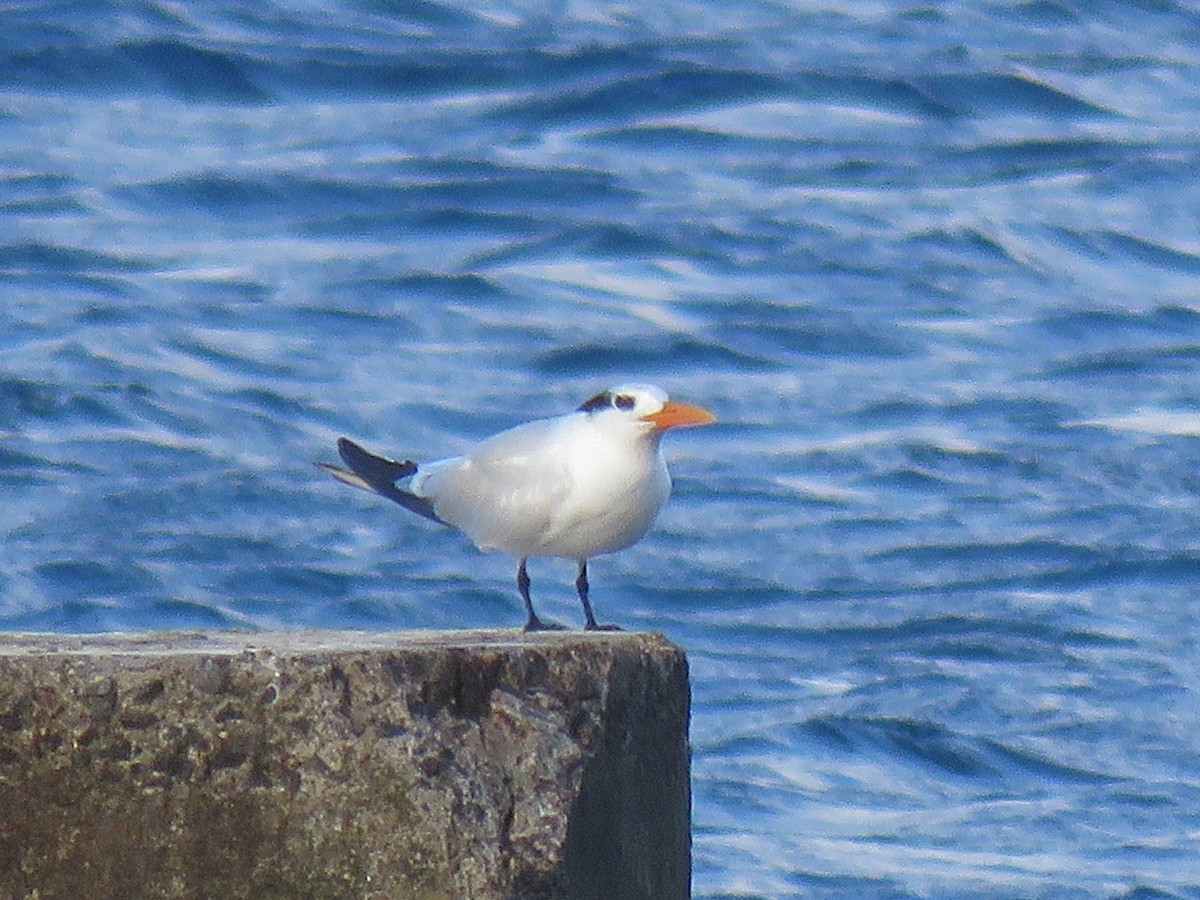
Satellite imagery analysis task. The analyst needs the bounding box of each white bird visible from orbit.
[318,384,715,631]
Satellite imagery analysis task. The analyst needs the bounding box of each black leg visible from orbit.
[577,560,621,631]
[519,559,565,632]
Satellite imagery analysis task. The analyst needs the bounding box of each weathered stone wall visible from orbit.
[0,630,690,899]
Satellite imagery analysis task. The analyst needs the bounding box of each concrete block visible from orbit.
[0,630,690,899]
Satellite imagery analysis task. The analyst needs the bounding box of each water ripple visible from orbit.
[5,1,1200,896]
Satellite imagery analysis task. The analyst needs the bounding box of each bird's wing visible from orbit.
[415,417,576,555]
[316,461,373,493]
[336,436,417,484]
[318,438,444,524]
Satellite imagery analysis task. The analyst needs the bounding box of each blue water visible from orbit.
[4,1,1200,895]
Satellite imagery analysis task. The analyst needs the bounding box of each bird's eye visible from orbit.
[614,394,635,411]
[578,391,612,413]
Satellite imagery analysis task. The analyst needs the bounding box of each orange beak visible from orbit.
[642,400,716,431]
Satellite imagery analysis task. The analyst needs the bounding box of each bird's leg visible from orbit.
[577,560,622,631]
[519,559,565,632]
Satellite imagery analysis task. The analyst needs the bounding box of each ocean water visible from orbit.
[4,1,1200,896]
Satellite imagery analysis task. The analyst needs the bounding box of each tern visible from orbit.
[318,384,715,631]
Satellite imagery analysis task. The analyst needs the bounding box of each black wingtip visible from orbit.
[329,437,443,523]
[337,437,417,484]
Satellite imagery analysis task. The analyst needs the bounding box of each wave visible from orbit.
[0,40,266,102]
[114,163,636,230]
[0,375,132,430]
[532,335,780,376]
[1039,345,1200,379]
[1042,228,1200,275]
[800,714,1117,784]
[914,71,1116,119]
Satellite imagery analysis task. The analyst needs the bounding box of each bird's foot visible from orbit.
[584,621,624,632]
[523,615,567,633]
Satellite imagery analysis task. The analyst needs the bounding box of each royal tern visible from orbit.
[318,384,715,631]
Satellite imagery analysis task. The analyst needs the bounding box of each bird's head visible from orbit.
[578,384,716,436]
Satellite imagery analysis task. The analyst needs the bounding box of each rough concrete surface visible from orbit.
[0,630,690,899]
